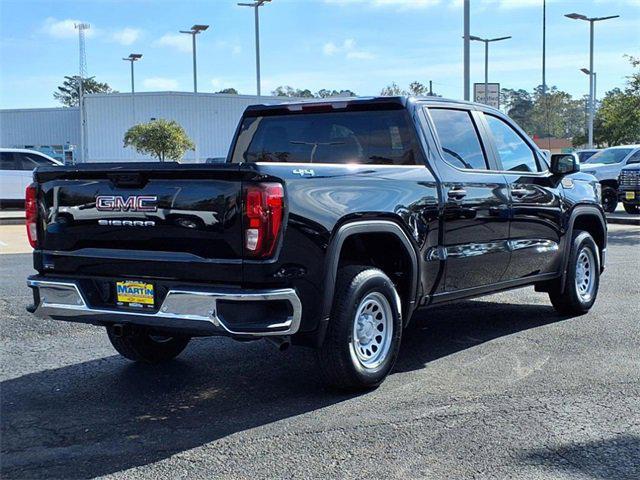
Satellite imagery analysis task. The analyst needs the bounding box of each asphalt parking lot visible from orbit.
[1,224,639,479]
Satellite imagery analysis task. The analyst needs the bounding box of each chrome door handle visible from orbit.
[511,187,529,197]
[447,188,467,199]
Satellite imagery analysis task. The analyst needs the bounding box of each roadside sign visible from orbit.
[474,83,500,108]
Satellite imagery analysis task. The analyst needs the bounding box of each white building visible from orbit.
[0,92,288,162]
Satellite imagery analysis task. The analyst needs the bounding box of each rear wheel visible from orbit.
[623,203,639,214]
[548,231,600,316]
[317,266,402,391]
[107,326,190,363]
[601,186,618,213]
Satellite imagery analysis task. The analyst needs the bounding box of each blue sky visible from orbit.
[0,0,638,109]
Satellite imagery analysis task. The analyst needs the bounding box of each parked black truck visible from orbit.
[26,97,607,389]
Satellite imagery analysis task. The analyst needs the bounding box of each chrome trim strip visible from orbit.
[28,279,302,337]
[443,239,558,259]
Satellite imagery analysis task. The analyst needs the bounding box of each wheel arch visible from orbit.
[561,205,607,291]
[316,220,420,346]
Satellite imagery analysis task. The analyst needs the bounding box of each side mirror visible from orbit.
[550,153,580,175]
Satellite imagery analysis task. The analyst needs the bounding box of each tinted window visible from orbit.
[626,150,640,164]
[584,148,632,165]
[0,152,16,170]
[18,153,55,170]
[428,108,487,170]
[232,110,423,165]
[485,114,539,172]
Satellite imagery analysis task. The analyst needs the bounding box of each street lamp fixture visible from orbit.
[122,54,143,94]
[179,24,210,93]
[565,12,619,148]
[469,35,512,104]
[238,0,272,97]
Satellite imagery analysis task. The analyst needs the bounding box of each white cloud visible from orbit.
[110,28,141,46]
[153,33,192,53]
[323,42,339,55]
[322,38,375,60]
[42,18,96,39]
[215,40,242,55]
[143,77,179,90]
[325,0,440,8]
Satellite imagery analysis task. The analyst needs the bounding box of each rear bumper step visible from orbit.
[27,277,302,337]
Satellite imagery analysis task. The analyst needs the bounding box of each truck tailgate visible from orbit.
[34,163,246,284]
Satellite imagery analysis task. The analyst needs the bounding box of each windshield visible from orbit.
[584,148,632,165]
[231,109,423,165]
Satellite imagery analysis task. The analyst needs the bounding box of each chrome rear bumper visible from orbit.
[27,278,302,337]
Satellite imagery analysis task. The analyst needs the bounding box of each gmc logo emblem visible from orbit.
[96,195,158,212]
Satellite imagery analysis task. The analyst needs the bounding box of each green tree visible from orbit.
[592,56,640,145]
[53,75,115,107]
[501,88,534,133]
[316,88,357,98]
[271,86,314,98]
[380,82,405,96]
[408,81,428,96]
[216,87,238,94]
[123,119,195,162]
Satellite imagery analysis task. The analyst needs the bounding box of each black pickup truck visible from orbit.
[26,96,607,390]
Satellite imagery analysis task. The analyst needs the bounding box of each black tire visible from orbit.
[107,326,190,363]
[623,203,640,214]
[549,231,600,316]
[317,265,402,391]
[601,186,618,213]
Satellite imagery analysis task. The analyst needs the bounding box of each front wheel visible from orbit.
[601,186,618,213]
[317,266,402,391]
[623,203,639,214]
[549,231,600,316]
[107,326,190,363]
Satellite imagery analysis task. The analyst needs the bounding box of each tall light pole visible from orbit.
[122,53,142,94]
[238,0,271,98]
[565,13,619,148]
[122,54,142,128]
[179,24,209,93]
[463,0,470,101]
[469,35,511,104]
[581,67,597,141]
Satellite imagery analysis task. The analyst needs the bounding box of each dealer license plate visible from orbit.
[626,191,636,200]
[116,281,154,308]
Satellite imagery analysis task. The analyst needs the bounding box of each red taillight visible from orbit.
[243,182,284,258]
[25,183,38,248]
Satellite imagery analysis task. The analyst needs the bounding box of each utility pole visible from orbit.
[75,22,89,163]
[463,0,470,101]
[238,0,271,99]
[429,80,433,96]
[565,12,619,148]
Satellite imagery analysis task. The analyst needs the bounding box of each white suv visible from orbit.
[581,145,640,212]
[0,148,62,208]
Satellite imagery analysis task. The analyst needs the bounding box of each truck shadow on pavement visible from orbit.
[1,299,570,479]
[520,434,640,479]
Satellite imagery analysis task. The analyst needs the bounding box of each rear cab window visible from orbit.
[231,109,424,165]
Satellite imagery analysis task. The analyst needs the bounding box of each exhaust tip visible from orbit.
[266,336,290,352]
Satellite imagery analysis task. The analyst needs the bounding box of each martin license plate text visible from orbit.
[116,281,154,308]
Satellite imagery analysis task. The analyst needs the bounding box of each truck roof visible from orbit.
[244,95,496,116]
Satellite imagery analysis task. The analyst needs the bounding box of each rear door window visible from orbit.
[0,152,17,170]
[428,108,488,170]
[232,109,423,165]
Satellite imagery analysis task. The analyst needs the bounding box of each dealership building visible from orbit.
[0,92,287,163]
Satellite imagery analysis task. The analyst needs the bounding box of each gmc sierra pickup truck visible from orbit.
[26,96,607,390]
